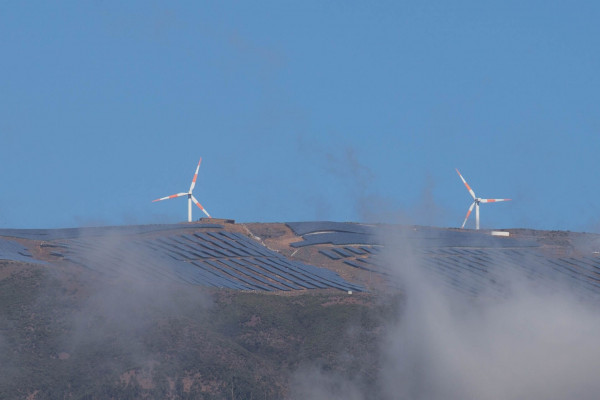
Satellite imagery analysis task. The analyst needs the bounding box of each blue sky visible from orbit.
[1,1,599,231]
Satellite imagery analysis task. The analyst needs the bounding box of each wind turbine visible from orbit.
[153,158,212,222]
[456,169,510,230]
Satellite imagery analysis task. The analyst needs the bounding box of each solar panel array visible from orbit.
[0,238,46,265]
[289,222,600,298]
[0,223,224,241]
[53,229,363,292]
[4,221,600,297]
[286,222,537,248]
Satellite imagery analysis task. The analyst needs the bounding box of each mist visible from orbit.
[0,231,214,396]
[62,232,213,363]
[379,235,600,400]
[290,229,600,400]
[0,316,16,387]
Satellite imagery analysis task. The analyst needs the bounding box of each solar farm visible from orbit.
[284,222,600,298]
[0,223,363,293]
[3,220,600,399]
[1,221,600,298]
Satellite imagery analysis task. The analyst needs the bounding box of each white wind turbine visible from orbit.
[153,158,212,222]
[456,169,510,230]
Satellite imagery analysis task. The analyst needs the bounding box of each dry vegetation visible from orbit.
[0,256,397,399]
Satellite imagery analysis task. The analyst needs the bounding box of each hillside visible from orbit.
[1,221,600,399]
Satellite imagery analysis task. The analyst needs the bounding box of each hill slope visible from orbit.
[2,221,600,399]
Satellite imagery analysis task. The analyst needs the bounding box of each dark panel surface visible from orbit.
[44,227,363,293]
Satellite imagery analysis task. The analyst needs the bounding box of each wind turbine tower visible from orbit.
[456,169,510,230]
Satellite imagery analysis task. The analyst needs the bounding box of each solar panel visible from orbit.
[233,238,275,257]
[318,249,342,260]
[206,231,231,243]
[343,259,381,273]
[173,262,223,287]
[199,233,241,256]
[260,258,322,289]
[0,223,224,240]
[189,260,245,287]
[40,242,68,249]
[544,259,600,289]
[357,257,376,266]
[190,242,227,258]
[257,258,317,289]
[203,259,262,289]
[344,246,367,255]
[267,258,328,289]
[451,248,473,256]
[570,257,600,273]
[217,259,275,291]
[436,248,455,255]
[331,248,353,258]
[191,239,233,257]
[169,237,213,258]
[286,221,375,236]
[140,239,165,253]
[215,238,255,256]
[452,256,487,272]
[426,258,493,292]
[226,264,278,291]
[557,258,600,283]
[360,246,376,254]
[203,235,251,256]
[290,232,379,248]
[193,232,216,243]
[166,245,205,261]
[581,257,600,272]
[0,238,46,264]
[217,231,241,241]
[240,258,301,290]
[228,259,291,291]
[290,260,363,291]
[192,261,251,290]
[154,237,189,251]
[223,240,260,256]
[220,233,270,256]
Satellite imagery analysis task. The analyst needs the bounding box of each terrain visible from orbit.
[1,221,600,399]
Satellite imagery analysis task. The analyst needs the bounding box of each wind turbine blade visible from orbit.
[189,158,202,193]
[191,195,211,218]
[152,193,187,202]
[461,201,476,229]
[456,169,476,200]
[480,198,511,203]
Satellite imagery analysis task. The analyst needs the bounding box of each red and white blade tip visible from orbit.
[456,169,476,199]
[461,201,475,229]
[192,196,211,218]
[189,158,203,193]
[152,193,187,202]
[480,198,511,203]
